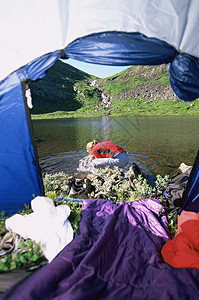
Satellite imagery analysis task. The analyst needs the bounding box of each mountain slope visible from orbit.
[30,60,92,114]
[30,60,199,117]
[74,64,198,116]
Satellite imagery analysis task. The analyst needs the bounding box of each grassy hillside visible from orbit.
[95,64,199,116]
[30,61,199,119]
[30,60,92,114]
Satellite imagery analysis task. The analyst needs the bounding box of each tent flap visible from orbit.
[169,53,199,101]
[0,75,44,216]
[0,51,62,216]
[65,32,177,66]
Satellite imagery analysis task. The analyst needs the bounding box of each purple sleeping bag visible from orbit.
[2,198,199,299]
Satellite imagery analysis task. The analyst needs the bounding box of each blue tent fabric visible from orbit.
[16,50,61,82]
[0,76,43,216]
[65,32,177,66]
[180,151,199,213]
[169,53,199,102]
[0,51,61,216]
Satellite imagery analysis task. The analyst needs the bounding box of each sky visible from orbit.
[64,58,131,78]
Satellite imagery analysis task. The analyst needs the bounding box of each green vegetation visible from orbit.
[30,61,199,119]
[0,167,178,271]
[30,60,92,115]
[0,239,44,271]
[110,98,199,116]
[31,98,199,120]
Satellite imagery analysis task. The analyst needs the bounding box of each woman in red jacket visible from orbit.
[86,140,129,168]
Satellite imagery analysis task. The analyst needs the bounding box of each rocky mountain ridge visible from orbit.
[97,64,178,102]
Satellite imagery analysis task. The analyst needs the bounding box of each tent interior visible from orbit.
[0,0,199,299]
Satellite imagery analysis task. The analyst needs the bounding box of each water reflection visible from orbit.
[33,115,199,177]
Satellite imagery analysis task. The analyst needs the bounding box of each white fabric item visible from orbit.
[5,196,74,262]
[92,152,129,168]
[0,0,199,81]
[25,88,33,109]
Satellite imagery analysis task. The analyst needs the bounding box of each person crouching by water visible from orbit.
[86,140,129,169]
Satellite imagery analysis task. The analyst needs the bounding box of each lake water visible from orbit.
[32,115,199,179]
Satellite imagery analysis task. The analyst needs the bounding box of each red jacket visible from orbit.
[92,141,126,159]
[161,211,199,269]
